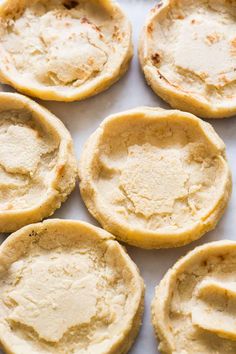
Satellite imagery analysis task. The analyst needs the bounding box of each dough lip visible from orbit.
[152,240,236,354]
[139,0,236,118]
[0,219,144,354]
[79,107,232,249]
[0,0,132,102]
[0,93,77,232]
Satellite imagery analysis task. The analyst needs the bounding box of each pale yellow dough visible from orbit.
[139,0,236,118]
[79,107,231,249]
[152,240,236,354]
[0,93,77,232]
[0,0,132,101]
[0,219,144,354]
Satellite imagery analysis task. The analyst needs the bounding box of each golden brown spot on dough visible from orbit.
[28,230,38,237]
[218,254,225,262]
[177,14,185,20]
[151,53,161,66]
[80,17,101,33]
[80,17,90,25]
[199,72,208,80]
[112,25,122,42]
[219,74,229,85]
[230,38,236,56]
[205,33,222,45]
[147,23,153,34]
[57,164,65,178]
[63,1,78,10]
[88,57,94,65]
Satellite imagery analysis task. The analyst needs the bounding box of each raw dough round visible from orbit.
[152,240,236,354]
[0,92,77,232]
[0,219,144,354]
[79,107,231,249]
[0,0,132,101]
[139,0,236,118]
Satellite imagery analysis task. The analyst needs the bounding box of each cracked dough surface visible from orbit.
[139,0,236,118]
[0,219,144,354]
[152,241,236,354]
[0,0,132,101]
[0,93,77,232]
[79,107,231,248]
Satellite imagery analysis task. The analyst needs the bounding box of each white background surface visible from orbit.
[1,0,236,353]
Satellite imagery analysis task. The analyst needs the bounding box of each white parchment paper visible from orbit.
[0,1,236,353]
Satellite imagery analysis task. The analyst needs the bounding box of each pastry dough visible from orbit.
[0,219,144,354]
[152,240,236,354]
[79,107,231,248]
[139,0,236,118]
[0,0,132,101]
[0,92,77,232]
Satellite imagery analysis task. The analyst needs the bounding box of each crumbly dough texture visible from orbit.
[139,0,236,118]
[79,107,231,249]
[0,93,77,232]
[0,0,132,101]
[152,241,236,354]
[0,219,144,354]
